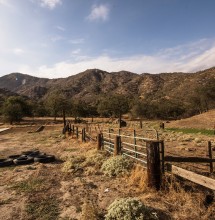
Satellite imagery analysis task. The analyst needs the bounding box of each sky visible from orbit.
[0,0,215,78]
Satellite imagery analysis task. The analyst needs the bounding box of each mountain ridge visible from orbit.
[0,67,215,104]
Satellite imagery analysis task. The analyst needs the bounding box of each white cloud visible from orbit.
[12,48,25,55]
[5,39,215,78]
[38,0,62,9]
[56,25,65,31]
[0,0,11,7]
[51,35,64,42]
[69,38,85,44]
[71,49,81,55]
[87,4,110,22]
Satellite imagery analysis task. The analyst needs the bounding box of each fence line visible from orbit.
[64,123,215,191]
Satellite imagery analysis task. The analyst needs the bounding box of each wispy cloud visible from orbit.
[56,25,65,31]
[51,35,64,42]
[71,49,81,55]
[12,48,25,55]
[0,0,11,7]
[12,39,215,78]
[38,0,62,10]
[87,4,110,22]
[69,38,85,44]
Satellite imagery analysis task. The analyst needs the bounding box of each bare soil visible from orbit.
[0,116,215,219]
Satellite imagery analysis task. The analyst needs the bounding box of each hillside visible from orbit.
[0,68,215,104]
[0,88,21,105]
[166,109,215,129]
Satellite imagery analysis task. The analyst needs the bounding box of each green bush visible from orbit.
[101,156,133,177]
[105,198,157,220]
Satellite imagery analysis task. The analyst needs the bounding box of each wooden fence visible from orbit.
[64,123,215,192]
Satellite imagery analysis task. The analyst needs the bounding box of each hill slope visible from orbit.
[167,109,215,129]
[0,68,215,104]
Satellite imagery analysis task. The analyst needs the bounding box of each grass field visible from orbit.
[166,127,215,136]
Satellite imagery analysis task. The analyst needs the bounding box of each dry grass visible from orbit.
[128,164,148,192]
[161,177,203,219]
[136,174,215,220]
[1,121,215,220]
[80,199,99,220]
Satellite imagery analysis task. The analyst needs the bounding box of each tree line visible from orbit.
[0,79,214,124]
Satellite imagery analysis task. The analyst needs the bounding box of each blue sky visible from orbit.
[0,0,215,78]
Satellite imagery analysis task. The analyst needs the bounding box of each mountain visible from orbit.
[0,68,215,104]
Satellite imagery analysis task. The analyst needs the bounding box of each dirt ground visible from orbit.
[0,116,215,219]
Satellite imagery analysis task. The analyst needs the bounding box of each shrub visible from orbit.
[83,149,108,168]
[105,198,157,220]
[62,155,85,172]
[101,156,133,177]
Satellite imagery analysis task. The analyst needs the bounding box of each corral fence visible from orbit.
[99,128,164,190]
[63,122,215,192]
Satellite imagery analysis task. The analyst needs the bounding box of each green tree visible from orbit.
[45,90,71,125]
[97,95,129,127]
[130,99,148,127]
[2,96,31,124]
[188,79,215,115]
[70,100,90,122]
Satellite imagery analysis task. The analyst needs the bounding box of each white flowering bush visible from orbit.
[101,156,133,177]
[105,198,157,220]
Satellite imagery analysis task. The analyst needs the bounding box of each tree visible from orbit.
[70,100,90,122]
[188,79,215,115]
[131,97,185,120]
[130,99,148,127]
[2,96,31,124]
[44,90,70,126]
[97,95,129,127]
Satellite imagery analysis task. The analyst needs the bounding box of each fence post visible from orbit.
[160,140,165,174]
[160,122,164,129]
[72,125,74,135]
[82,128,86,142]
[86,123,89,132]
[97,133,102,150]
[68,123,71,136]
[76,127,79,139]
[146,140,162,190]
[81,128,84,142]
[109,128,111,150]
[134,130,137,158]
[84,128,86,142]
[207,141,213,173]
[114,136,121,156]
[140,119,143,129]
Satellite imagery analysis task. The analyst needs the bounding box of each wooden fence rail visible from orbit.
[167,163,215,191]
[165,156,215,163]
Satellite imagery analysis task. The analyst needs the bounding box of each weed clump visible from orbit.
[105,198,157,220]
[83,149,108,168]
[62,155,85,173]
[101,156,133,177]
